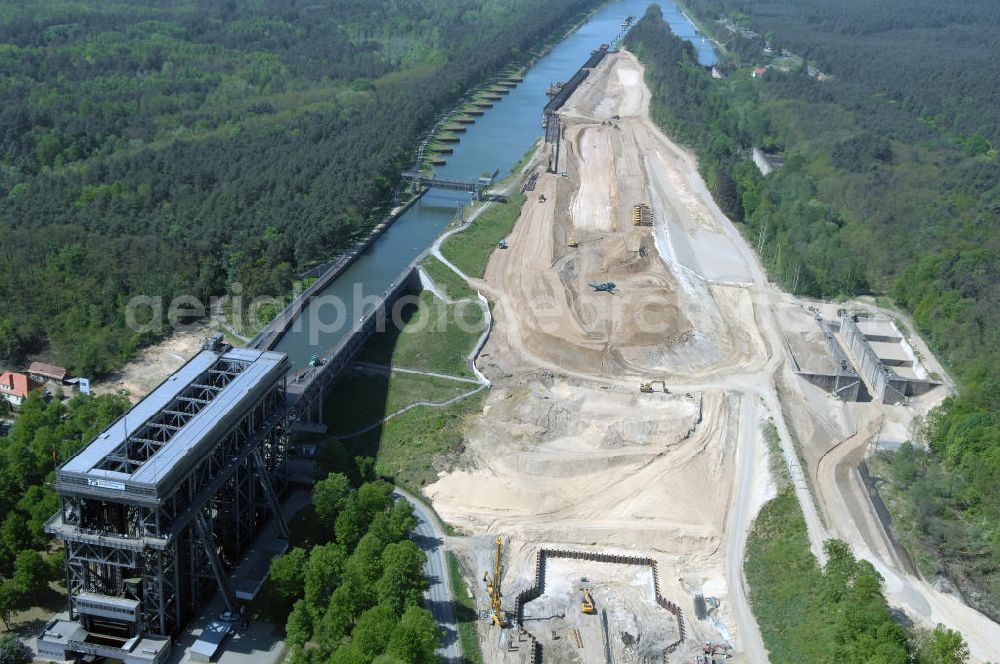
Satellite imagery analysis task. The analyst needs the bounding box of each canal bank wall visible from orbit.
[543,44,609,117]
[286,266,424,419]
[284,204,470,416]
[249,192,425,351]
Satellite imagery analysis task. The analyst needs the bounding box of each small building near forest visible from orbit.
[0,371,34,407]
[28,361,68,385]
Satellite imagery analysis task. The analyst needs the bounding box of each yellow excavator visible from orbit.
[581,588,596,614]
[640,380,668,393]
[567,237,579,247]
[483,534,509,627]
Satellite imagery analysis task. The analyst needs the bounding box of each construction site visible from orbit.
[425,47,1000,663]
[32,34,1000,664]
[428,49,773,663]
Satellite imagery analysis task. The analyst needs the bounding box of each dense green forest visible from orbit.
[691,0,1000,148]
[0,0,602,375]
[626,2,1000,620]
[269,474,439,663]
[0,392,129,625]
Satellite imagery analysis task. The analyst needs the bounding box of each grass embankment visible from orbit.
[326,166,532,489]
[440,191,527,278]
[319,288,486,489]
[358,290,484,377]
[323,388,485,490]
[447,552,485,664]
[423,256,478,301]
[326,372,474,438]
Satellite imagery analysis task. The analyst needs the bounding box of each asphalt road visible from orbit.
[394,488,463,663]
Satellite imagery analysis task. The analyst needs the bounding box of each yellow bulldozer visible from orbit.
[640,380,668,393]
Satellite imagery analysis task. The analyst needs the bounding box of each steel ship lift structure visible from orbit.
[39,336,291,664]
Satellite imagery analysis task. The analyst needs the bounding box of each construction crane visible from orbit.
[639,380,668,393]
[483,535,509,627]
[581,588,595,614]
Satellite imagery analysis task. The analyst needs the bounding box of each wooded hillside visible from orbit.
[690,0,1000,148]
[0,0,601,374]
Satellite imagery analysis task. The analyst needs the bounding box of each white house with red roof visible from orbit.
[0,371,34,407]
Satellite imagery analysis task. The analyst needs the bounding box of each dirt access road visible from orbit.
[426,50,1000,663]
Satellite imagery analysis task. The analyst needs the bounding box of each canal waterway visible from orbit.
[274,0,717,369]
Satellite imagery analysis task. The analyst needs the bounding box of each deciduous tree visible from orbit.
[376,541,426,616]
[386,606,440,664]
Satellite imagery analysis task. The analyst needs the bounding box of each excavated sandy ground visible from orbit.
[473,55,763,383]
[431,381,731,554]
[428,52,761,663]
[521,559,679,663]
[91,322,210,402]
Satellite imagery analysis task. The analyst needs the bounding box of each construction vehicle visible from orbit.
[699,642,733,662]
[632,202,653,226]
[498,239,508,249]
[589,281,616,293]
[639,380,668,393]
[483,535,509,627]
[581,588,595,614]
[567,237,579,248]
